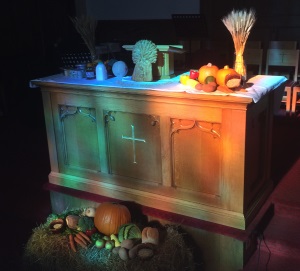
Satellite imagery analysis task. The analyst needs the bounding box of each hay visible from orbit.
[22,218,196,271]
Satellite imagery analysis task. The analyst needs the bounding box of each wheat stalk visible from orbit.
[222,9,256,77]
[70,16,98,62]
[222,9,256,56]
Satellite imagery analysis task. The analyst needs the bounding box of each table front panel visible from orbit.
[106,111,162,184]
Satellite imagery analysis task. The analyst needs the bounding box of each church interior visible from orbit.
[1,0,300,270]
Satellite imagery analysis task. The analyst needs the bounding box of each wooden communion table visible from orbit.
[31,73,286,271]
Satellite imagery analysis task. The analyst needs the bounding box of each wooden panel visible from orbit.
[244,49,263,65]
[172,119,221,196]
[245,110,267,187]
[107,111,162,184]
[33,74,283,230]
[244,48,263,75]
[269,41,297,49]
[42,91,59,173]
[55,104,101,175]
[267,49,299,66]
[221,108,247,213]
[243,95,274,225]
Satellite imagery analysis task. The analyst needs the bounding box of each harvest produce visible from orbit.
[94,202,131,236]
[179,63,242,93]
[25,207,195,270]
[141,227,159,245]
[68,231,91,251]
[110,233,121,247]
[118,223,142,242]
[77,216,95,232]
[216,65,241,88]
[185,78,202,90]
[95,238,105,249]
[202,81,217,92]
[198,63,219,84]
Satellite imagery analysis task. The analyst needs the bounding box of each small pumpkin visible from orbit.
[198,63,219,84]
[216,65,241,88]
[94,202,131,236]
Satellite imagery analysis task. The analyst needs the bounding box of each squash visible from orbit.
[185,78,202,90]
[198,63,219,84]
[94,202,131,236]
[179,74,190,85]
[216,65,241,88]
[141,227,159,245]
[118,223,142,242]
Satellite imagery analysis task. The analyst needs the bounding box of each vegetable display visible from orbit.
[25,218,196,271]
[118,223,142,242]
[77,216,95,232]
[44,206,161,261]
[179,63,244,93]
[216,65,241,88]
[198,63,219,84]
[94,202,131,236]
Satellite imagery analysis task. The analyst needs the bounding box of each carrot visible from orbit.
[69,234,76,252]
[75,233,87,245]
[74,236,87,249]
[77,231,91,243]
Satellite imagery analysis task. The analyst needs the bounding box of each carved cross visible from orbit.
[279,52,287,63]
[122,125,146,163]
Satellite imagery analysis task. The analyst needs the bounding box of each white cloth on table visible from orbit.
[239,75,287,103]
[30,73,287,103]
[30,74,185,92]
[186,75,287,103]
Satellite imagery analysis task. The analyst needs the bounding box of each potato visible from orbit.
[118,247,129,261]
[128,245,139,259]
[202,82,217,92]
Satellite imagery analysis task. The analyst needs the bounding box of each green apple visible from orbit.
[95,239,105,249]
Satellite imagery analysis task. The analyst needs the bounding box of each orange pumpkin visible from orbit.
[94,202,131,236]
[216,65,241,88]
[198,63,219,84]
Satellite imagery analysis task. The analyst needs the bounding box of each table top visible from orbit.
[30,73,287,104]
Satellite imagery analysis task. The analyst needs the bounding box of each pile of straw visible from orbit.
[22,220,198,271]
[222,9,256,77]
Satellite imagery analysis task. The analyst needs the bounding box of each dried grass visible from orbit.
[222,9,256,76]
[70,16,98,62]
[22,219,197,271]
